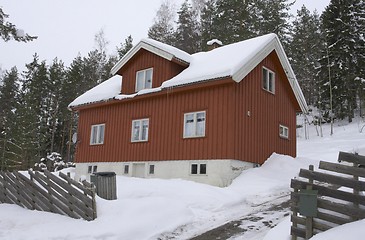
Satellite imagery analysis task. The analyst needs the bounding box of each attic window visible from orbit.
[136,68,153,92]
[262,67,275,94]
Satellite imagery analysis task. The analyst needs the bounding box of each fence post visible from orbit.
[291,187,298,240]
[305,165,314,239]
[353,153,359,221]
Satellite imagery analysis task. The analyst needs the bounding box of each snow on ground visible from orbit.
[1,117,364,240]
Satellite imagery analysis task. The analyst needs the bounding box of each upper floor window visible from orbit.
[184,111,206,138]
[279,124,289,139]
[90,124,105,145]
[136,68,153,92]
[262,67,275,93]
[131,118,149,142]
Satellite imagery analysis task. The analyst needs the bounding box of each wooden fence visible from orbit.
[291,152,365,239]
[0,170,97,221]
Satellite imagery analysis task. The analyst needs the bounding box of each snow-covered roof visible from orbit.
[68,75,122,108]
[70,33,308,112]
[110,38,191,75]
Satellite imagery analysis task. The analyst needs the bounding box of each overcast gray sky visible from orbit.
[0,0,330,73]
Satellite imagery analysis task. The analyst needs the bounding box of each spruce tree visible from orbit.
[201,0,218,50]
[213,0,252,44]
[117,35,133,59]
[18,54,50,168]
[289,6,323,106]
[175,0,201,53]
[0,67,21,170]
[320,0,365,122]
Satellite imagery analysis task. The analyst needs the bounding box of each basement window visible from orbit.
[88,165,98,174]
[279,124,289,139]
[136,68,153,92]
[149,164,155,175]
[191,163,207,175]
[124,164,129,174]
[262,67,275,93]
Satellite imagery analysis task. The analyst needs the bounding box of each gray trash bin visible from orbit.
[90,172,117,200]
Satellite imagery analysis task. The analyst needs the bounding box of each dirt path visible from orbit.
[190,199,290,240]
[158,194,291,240]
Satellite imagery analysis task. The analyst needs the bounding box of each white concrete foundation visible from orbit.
[75,159,256,187]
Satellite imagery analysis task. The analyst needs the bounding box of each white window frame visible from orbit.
[190,163,207,175]
[135,68,153,92]
[131,118,149,142]
[183,111,206,138]
[90,124,105,145]
[279,124,289,139]
[262,67,275,94]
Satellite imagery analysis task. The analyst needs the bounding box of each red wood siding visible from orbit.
[233,51,297,164]
[75,50,298,164]
[117,49,186,94]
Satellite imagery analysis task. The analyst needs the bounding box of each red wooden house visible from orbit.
[69,33,307,187]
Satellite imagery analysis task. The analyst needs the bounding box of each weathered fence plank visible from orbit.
[291,179,365,205]
[299,168,365,191]
[338,151,365,165]
[291,153,365,239]
[0,170,96,221]
[319,161,365,178]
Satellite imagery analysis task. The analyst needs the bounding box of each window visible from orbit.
[184,111,206,138]
[90,124,105,145]
[131,119,149,142]
[124,165,129,174]
[88,165,97,174]
[149,165,155,175]
[262,67,275,93]
[191,163,207,175]
[136,68,153,92]
[279,124,289,139]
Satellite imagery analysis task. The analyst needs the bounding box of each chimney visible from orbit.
[207,39,223,51]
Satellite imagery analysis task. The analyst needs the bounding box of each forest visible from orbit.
[0,0,364,171]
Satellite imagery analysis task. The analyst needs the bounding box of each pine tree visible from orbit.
[117,35,133,59]
[18,54,50,168]
[320,0,365,122]
[0,67,21,170]
[148,0,176,45]
[175,0,201,53]
[213,0,252,44]
[201,0,218,50]
[0,7,37,42]
[289,6,323,106]
[250,0,292,45]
